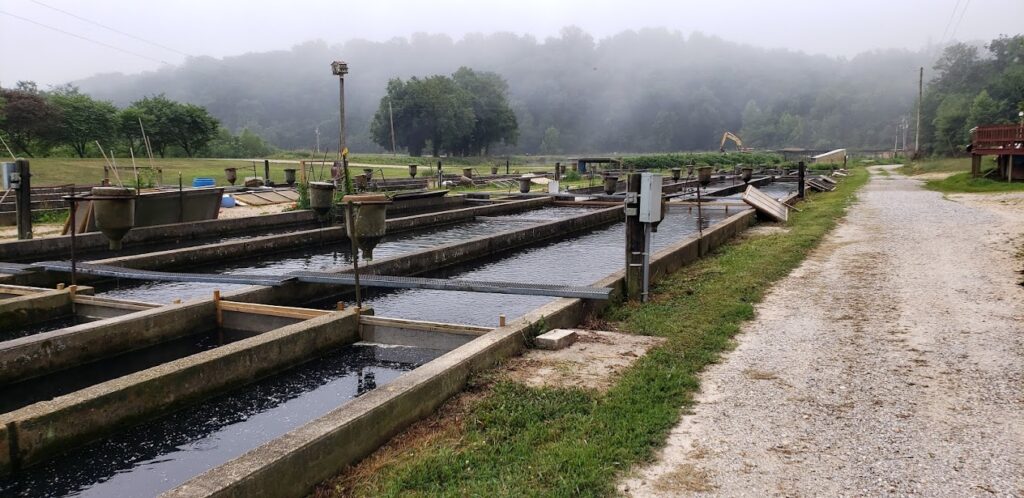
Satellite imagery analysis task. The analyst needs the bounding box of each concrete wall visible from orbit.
[0,289,71,331]
[0,300,215,385]
[0,210,317,263]
[164,208,757,498]
[0,309,360,473]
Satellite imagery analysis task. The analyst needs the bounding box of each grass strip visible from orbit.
[325,167,869,497]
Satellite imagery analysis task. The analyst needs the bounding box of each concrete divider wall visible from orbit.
[165,208,757,498]
[49,198,555,277]
[0,290,71,331]
[0,300,215,385]
[0,210,317,262]
[0,309,360,472]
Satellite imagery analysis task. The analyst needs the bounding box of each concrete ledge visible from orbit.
[535,329,578,350]
[0,210,317,263]
[0,289,72,331]
[0,300,215,385]
[163,207,757,498]
[0,309,360,472]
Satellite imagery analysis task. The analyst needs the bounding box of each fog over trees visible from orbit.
[71,27,948,154]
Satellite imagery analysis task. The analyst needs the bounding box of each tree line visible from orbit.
[70,28,943,154]
[918,35,1023,155]
[0,82,274,158]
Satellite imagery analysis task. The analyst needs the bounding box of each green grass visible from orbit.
[898,157,985,176]
[326,168,869,497]
[924,171,1024,194]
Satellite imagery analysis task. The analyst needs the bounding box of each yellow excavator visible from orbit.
[720,131,753,152]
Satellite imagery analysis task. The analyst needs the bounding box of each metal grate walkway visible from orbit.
[23,261,612,300]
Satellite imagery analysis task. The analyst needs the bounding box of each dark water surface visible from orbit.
[0,343,440,497]
[95,206,596,303]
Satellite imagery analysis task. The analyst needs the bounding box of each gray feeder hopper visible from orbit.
[698,166,713,187]
[284,168,297,186]
[308,181,335,216]
[89,186,137,250]
[462,167,474,179]
[408,164,418,178]
[342,194,390,260]
[670,167,682,181]
[603,175,619,195]
[363,168,374,180]
[224,167,237,186]
[741,167,753,183]
[518,176,532,193]
[491,165,499,175]
[687,164,695,176]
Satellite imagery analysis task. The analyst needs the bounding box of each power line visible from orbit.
[28,0,192,57]
[0,10,171,65]
[939,0,962,43]
[946,0,972,45]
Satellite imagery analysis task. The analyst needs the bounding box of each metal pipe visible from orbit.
[345,201,362,309]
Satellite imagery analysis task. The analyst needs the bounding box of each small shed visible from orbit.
[811,149,848,165]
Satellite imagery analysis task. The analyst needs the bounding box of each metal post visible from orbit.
[798,161,806,199]
[345,201,362,309]
[338,75,346,159]
[641,222,652,303]
[15,158,31,240]
[264,159,271,186]
[915,66,922,156]
[624,173,643,301]
[178,172,184,223]
[67,195,77,287]
[506,159,510,175]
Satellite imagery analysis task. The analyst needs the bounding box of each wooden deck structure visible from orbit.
[970,124,1024,181]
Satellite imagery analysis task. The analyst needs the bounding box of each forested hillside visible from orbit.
[70,28,945,154]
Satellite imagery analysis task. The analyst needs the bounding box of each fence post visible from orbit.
[15,158,31,240]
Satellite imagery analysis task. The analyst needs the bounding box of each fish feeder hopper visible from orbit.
[363,168,374,180]
[308,181,336,216]
[283,168,297,186]
[698,166,713,187]
[224,167,238,186]
[741,167,753,183]
[342,194,390,260]
[491,165,499,175]
[603,175,619,195]
[687,164,695,176]
[462,167,474,178]
[88,186,137,250]
[518,176,532,193]
[670,167,682,181]
[408,164,418,178]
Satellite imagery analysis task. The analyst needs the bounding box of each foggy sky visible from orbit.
[2,0,1023,87]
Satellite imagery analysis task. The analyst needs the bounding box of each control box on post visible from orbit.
[2,162,17,190]
[638,173,662,222]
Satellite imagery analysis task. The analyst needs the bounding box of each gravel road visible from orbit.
[621,165,1024,497]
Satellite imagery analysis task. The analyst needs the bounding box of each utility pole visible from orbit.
[916,66,923,156]
[315,127,321,154]
[388,98,397,155]
[902,116,909,153]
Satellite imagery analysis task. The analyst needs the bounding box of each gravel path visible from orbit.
[621,165,1024,497]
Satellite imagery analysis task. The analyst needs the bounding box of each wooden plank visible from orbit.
[73,294,159,310]
[219,300,331,320]
[360,315,491,335]
[741,185,788,222]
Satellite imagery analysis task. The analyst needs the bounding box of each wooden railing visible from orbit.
[972,124,1024,151]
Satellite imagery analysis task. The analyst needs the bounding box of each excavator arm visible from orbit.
[720,131,744,152]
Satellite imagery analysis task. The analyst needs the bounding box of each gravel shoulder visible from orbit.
[621,165,1024,496]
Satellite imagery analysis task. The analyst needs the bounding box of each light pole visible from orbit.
[331,60,350,194]
[331,61,349,157]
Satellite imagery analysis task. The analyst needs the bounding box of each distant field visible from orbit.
[899,157,983,176]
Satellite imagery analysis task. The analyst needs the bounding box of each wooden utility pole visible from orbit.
[797,161,806,199]
[916,66,923,156]
[388,99,397,155]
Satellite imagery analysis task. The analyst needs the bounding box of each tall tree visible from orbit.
[451,67,518,155]
[0,88,62,157]
[49,87,119,158]
[370,76,475,156]
[123,95,218,157]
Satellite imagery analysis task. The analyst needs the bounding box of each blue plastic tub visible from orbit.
[192,177,215,187]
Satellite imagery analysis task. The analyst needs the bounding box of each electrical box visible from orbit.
[2,162,17,190]
[639,173,662,222]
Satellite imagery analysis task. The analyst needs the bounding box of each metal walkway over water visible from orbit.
[4,261,613,300]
